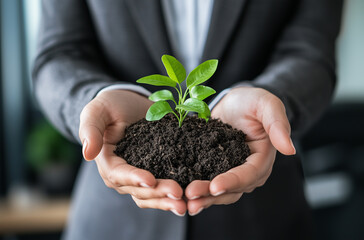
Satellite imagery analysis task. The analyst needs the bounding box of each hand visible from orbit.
[79,90,186,216]
[185,87,296,216]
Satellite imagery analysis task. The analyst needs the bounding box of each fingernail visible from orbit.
[82,139,88,159]
[171,209,185,217]
[167,193,181,200]
[189,196,200,200]
[140,182,152,188]
[212,190,225,197]
[189,207,204,216]
[290,138,296,154]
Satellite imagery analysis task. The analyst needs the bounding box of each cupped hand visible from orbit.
[185,87,296,216]
[79,90,186,216]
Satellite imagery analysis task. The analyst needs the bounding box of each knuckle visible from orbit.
[256,170,271,188]
[267,167,273,176]
[262,90,281,104]
[228,196,240,205]
[134,199,146,209]
[104,180,113,189]
[115,188,127,195]
[223,199,237,205]
[129,189,141,198]
[130,167,146,181]
[224,193,243,205]
[133,199,142,208]
[107,171,120,187]
[245,187,256,193]
[80,101,96,121]
[131,196,152,209]
[257,177,268,187]
[225,171,241,188]
[101,172,114,189]
[79,105,88,119]
[257,181,265,188]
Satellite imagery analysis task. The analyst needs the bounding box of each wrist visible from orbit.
[97,83,152,98]
[97,89,153,113]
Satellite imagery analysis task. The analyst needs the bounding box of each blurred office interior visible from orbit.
[0,0,363,239]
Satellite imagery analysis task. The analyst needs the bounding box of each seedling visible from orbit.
[137,55,218,127]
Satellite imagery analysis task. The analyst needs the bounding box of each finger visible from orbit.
[79,99,108,160]
[269,121,296,155]
[259,94,295,155]
[117,179,183,200]
[184,180,210,200]
[187,192,242,216]
[132,196,187,217]
[209,163,259,195]
[209,144,275,195]
[97,144,157,188]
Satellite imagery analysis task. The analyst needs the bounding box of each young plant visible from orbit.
[136,55,218,127]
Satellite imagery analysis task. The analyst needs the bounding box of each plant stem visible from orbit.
[181,88,189,103]
[181,111,189,123]
[174,87,181,102]
[178,109,184,127]
[174,83,189,127]
[171,111,180,123]
[171,99,177,107]
[178,84,183,101]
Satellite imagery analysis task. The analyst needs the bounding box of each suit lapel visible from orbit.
[126,0,171,73]
[202,0,248,61]
[126,0,248,71]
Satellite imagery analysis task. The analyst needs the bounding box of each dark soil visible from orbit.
[114,114,250,188]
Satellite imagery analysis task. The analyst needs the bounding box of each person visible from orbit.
[32,0,342,239]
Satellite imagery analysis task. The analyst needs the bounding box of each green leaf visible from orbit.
[136,74,176,87]
[146,101,174,121]
[175,98,210,116]
[198,101,211,121]
[198,112,210,122]
[149,90,175,102]
[186,59,218,89]
[190,85,216,101]
[162,55,186,84]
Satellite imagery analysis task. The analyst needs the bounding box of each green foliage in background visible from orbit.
[26,120,79,172]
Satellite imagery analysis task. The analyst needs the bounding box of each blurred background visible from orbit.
[0,0,363,239]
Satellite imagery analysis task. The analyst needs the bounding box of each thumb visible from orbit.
[79,99,107,160]
[268,121,295,155]
[260,96,296,155]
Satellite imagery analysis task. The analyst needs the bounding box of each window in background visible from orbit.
[1,0,28,196]
[0,1,4,197]
[0,1,79,238]
[335,0,364,102]
[1,0,80,198]
[23,0,40,95]
[301,1,364,239]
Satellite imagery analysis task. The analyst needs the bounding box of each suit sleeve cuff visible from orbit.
[208,82,255,110]
[208,88,232,110]
[97,84,152,97]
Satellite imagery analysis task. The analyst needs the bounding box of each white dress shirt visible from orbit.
[97,0,229,109]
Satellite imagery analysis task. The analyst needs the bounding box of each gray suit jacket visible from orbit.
[33,0,342,239]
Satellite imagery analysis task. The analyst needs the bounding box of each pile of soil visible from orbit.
[114,114,250,188]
